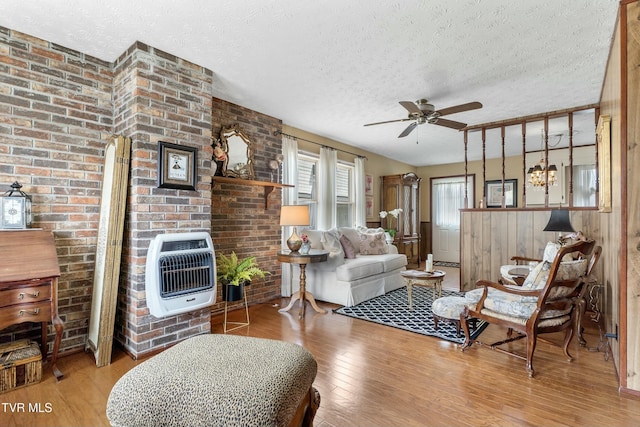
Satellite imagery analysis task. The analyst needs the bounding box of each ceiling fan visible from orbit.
[364,99,483,138]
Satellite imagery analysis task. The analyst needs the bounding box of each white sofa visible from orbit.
[284,227,408,307]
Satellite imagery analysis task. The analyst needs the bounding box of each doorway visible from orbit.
[431,175,474,263]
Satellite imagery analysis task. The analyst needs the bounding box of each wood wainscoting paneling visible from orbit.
[420,221,431,261]
[460,209,602,292]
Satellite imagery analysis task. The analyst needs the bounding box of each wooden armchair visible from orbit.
[460,239,598,377]
[500,232,591,286]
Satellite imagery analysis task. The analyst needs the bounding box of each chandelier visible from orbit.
[527,131,559,188]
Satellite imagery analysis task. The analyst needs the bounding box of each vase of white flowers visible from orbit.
[379,208,403,237]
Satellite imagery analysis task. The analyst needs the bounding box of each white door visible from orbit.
[431,176,474,263]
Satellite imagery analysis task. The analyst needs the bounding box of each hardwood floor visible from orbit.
[3,296,639,427]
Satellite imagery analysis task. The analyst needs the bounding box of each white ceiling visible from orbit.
[0,0,618,166]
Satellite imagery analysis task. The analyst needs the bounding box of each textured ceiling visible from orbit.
[0,0,618,166]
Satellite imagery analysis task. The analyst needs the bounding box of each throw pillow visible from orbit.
[358,232,387,255]
[322,231,344,256]
[543,241,574,263]
[356,227,389,253]
[338,227,362,254]
[521,262,547,290]
[340,234,357,259]
[521,258,588,298]
[356,226,385,234]
[543,241,560,262]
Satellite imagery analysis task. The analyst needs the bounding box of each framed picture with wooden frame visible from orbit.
[485,179,517,208]
[158,141,197,191]
[366,196,374,219]
[365,174,373,195]
[596,114,611,212]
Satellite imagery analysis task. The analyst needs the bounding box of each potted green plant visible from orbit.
[216,252,269,301]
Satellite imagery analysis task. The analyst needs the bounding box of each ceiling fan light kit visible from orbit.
[364,98,482,138]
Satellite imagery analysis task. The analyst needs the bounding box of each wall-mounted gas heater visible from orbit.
[145,232,216,318]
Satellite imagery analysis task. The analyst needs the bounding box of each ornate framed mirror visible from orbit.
[219,124,255,179]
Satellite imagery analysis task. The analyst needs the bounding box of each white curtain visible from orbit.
[354,157,366,227]
[433,178,466,228]
[282,135,298,205]
[573,164,596,207]
[281,135,299,296]
[317,147,337,230]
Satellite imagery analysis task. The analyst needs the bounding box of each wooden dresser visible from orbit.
[0,230,64,380]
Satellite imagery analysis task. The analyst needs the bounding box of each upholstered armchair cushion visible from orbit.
[466,288,572,320]
[466,257,588,320]
[477,308,571,328]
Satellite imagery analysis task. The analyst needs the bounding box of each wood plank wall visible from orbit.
[460,209,602,292]
[460,2,640,394]
[624,1,640,392]
[599,4,623,388]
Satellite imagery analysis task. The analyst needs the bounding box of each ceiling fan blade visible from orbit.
[398,122,418,138]
[399,101,422,115]
[432,118,467,130]
[364,118,412,127]
[435,101,483,117]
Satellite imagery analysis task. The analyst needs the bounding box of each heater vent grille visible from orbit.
[145,232,216,318]
[161,239,209,252]
[159,251,214,298]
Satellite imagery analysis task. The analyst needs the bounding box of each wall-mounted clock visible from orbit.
[0,181,32,229]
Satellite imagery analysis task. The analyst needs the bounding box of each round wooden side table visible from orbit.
[401,269,446,309]
[278,250,329,319]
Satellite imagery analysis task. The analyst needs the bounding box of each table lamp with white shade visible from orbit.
[280,205,310,253]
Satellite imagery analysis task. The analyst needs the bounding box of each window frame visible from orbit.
[295,151,355,229]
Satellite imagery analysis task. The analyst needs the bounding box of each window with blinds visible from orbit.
[336,162,353,227]
[296,153,354,228]
[297,156,317,228]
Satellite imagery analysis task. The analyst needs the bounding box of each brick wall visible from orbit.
[0,27,114,353]
[0,27,216,359]
[0,28,284,360]
[211,98,284,313]
[112,43,214,357]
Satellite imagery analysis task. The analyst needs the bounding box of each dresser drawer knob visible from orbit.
[18,290,40,300]
[18,308,40,316]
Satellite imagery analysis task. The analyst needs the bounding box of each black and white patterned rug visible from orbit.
[434,261,460,268]
[334,287,486,344]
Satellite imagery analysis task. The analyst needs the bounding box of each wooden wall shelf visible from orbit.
[213,176,293,209]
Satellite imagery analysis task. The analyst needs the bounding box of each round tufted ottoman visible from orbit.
[106,334,319,427]
[431,296,477,337]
